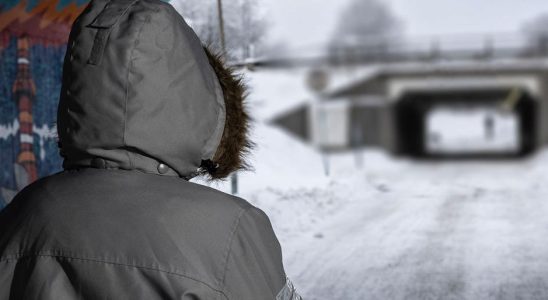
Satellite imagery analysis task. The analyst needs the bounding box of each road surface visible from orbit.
[251,151,548,300]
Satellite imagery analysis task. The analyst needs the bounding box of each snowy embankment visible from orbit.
[195,69,548,299]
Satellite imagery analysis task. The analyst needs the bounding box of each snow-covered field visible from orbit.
[195,69,548,299]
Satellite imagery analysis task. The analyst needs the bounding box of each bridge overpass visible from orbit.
[269,59,548,157]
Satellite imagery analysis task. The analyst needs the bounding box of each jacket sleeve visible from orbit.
[221,206,300,300]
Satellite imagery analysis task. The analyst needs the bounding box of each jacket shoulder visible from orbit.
[0,170,265,298]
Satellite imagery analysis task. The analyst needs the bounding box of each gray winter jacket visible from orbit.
[0,0,300,299]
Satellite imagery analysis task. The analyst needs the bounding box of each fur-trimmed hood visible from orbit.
[57,0,250,180]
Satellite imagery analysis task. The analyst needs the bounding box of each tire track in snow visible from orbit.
[402,190,475,300]
[259,152,548,300]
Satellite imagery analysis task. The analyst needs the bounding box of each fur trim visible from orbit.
[200,46,254,180]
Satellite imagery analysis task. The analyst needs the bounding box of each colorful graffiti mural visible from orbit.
[0,0,89,208]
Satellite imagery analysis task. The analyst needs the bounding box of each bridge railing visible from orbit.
[237,33,548,68]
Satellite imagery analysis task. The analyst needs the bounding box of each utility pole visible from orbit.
[216,0,226,54]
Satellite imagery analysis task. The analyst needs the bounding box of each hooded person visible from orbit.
[0,0,302,299]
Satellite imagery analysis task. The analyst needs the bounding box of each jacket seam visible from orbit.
[0,252,228,299]
[123,1,148,168]
[218,205,252,293]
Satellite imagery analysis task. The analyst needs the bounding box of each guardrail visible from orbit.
[233,33,548,68]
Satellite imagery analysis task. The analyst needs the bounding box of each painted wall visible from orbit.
[0,0,89,208]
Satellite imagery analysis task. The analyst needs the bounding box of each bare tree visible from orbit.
[522,13,548,55]
[235,0,267,59]
[172,0,268,61]
[329,0,403,61]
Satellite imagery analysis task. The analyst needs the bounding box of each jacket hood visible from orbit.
[58,0,244,180]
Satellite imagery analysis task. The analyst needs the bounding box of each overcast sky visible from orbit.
[262,0,548,48]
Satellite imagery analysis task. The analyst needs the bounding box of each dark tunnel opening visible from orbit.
[395,89,538,158]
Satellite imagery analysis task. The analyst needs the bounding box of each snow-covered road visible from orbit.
[227,129,548,299]
[195,70,548,299]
